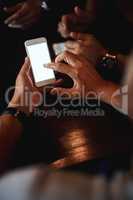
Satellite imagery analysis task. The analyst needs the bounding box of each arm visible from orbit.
[0,58,43,173]
[0,114,23,172]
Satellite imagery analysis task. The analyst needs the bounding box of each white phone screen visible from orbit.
[27,42,55,85]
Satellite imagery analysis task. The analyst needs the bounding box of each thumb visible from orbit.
[20,57,30,75]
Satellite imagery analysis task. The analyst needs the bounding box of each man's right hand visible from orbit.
[9,58,43,114]
[9,58,62,114]
[58,6,94,38]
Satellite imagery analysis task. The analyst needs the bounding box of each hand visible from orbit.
[65,32,107,65]
[58,6,93,38]
[4,0,42,30]
[9,58,43,114]
[47,51,106,98]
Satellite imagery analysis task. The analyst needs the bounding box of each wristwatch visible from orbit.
[100,53,118,69]
[2,107,29,126]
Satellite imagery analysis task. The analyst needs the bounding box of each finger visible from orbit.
[27,66,34,87]
[4,3,22,14]
[12,7,40,25]
[62,14,79,27]
[11,13,33,25]
[8,24,23,29]
[7,16,36,29]
[61,15,71,28]
[53,79,63,86]
[64,48,78,56]
[18,17,38,30]
[70,32,91,41]
[4,7,26,24]
[65,41,79,50]
[47,62,74,78]
[20,57,30,75]
[74,6,86,18]
[55,51,80,68]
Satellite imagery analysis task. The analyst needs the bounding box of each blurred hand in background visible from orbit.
[65,32,106,65]
[58,6,94,38]
[4,0,42,30]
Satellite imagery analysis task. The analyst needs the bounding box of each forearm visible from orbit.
[0,115,23,173]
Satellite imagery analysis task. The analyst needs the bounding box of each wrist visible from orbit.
[9,95,21,108]
[3,107,31,130]
[98,81,120,106]
[9,96,31,115]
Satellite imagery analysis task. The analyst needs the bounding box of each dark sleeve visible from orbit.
[44,0,86,14]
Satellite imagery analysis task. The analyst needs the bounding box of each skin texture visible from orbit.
[65,32,128,74]
[47,51,120,109]
[58,6,95,38]
[4,0,42,29]
[65,32,106,65]
[9,58,43,113]
[9,58,61,113]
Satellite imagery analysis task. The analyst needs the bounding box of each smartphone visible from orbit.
[25,37,55,87]
[53,42,66,56]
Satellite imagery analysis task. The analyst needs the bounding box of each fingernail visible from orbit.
[43,64,50,68]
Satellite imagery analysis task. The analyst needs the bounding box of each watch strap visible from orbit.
[2,107,29,127]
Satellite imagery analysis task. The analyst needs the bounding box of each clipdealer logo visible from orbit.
[111,85,128,115]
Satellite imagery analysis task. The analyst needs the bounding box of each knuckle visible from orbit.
[74,68,80,77]
[63,51,69,57]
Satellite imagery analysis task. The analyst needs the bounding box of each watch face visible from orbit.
[102,57,118,69]
[96,55,120,82]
